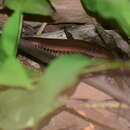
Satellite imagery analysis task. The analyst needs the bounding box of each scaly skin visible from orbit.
[19,37,112,63]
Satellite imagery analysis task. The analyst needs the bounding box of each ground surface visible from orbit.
[1,0,130,130]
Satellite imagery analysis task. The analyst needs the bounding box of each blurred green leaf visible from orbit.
[81,0,130,36]
[1,10,22,57]
[0,58,31,87]
[84,59,130,73]
[4,0,54,15]
[0,10,31,88]
[39,54,95,98]
[0,54,95,130]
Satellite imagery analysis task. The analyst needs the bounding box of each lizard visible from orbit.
[18,24,130,64]
[19,37,112,64]
[0,23,128,64]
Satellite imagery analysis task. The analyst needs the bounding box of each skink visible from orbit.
[0,29,112,64]
[19,37,112,63]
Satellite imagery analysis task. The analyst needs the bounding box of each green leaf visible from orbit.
[0,58,31,88]
[0,10,31,88]
[39,54,95,97]
[0,54,95,130]
[4,0,54,15]
[81,0,130,37]
[84,59,130,73]
[1,10,22,57]
[0,11,20,63]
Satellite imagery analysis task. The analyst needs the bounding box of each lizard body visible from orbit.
[19,37,112,63]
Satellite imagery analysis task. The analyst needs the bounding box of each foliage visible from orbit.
[0,55,95,130]
[0,0,54,87]
[4,0,54,15]
[0,0,96,129]
[0,9,31,87]
[0,0,130,129]
[81,0,130,37]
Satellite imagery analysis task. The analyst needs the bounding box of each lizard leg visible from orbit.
[95,24,127,59]
[95,24,117,50]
